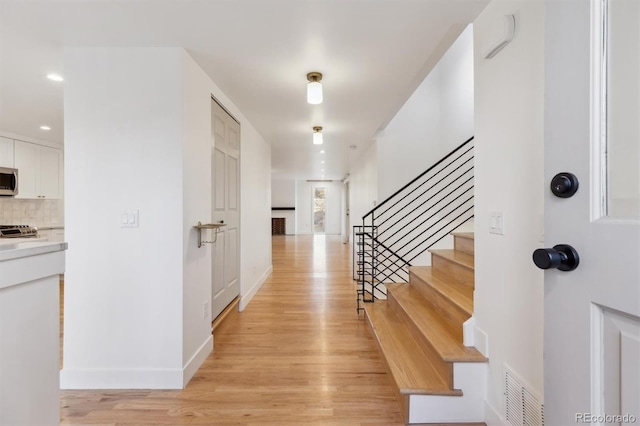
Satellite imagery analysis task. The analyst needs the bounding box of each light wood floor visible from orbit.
[60,235,405,425]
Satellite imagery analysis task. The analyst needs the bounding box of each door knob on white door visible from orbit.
[533,244,580,271]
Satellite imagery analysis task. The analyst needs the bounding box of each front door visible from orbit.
[544,0,640,423]
[211,98,240,320]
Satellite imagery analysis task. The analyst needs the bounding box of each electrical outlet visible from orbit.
[203,301,209,319]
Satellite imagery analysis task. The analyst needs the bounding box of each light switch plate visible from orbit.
[489,211,504,235]
[121,209,139,228]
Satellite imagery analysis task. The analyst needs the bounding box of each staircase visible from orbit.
[354,137,475,312]
[364,232,487,424]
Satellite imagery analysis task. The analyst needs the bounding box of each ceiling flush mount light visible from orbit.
[40,125,51,131]
[312,126,323,145]
[46,73,64,82]
[307,72,323,104]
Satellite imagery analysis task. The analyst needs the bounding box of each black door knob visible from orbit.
[550,172,579,198]
[533,244,579,271]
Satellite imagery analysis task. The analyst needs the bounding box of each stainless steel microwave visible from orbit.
[0,167,18,196]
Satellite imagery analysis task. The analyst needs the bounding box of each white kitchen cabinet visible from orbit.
[14,141,63,199]
[0,136,14,168]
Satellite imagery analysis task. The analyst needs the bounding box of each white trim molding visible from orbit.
[240,265,272,311]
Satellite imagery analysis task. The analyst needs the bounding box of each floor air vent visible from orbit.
[505,365,544,426]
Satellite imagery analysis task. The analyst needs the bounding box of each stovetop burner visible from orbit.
[0,225,39,238]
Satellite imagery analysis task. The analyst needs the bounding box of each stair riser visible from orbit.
[453,235,474,255]
[408,362,486,424]
[387,292,454,387]
[409,272,469,339]
[431,255,474,287]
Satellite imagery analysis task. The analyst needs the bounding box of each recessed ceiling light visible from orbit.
[321,169,325,172]
[320,150,325,154]
[40,125,51,131]
[321,161,325,164]
[46,74,64,82]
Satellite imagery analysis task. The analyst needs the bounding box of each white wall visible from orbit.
[377,26,474,200]
[346,141,378,236]
[180,51,272,313]
[63,47,185,389]
[271,179,295,207]
[180,53,215,380]
[238,122,273,309]
[62,47,272,389]
[295,180,342,235]
[473,1,545,422]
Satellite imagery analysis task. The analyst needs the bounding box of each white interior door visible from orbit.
[211,98,240,320]
[544,0,640,423]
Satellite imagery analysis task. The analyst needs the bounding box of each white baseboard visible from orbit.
[60,367,184,389]
[485,400,508,426]
[182,335,213,386]
[240,265,272,311]
[60,336,213,390]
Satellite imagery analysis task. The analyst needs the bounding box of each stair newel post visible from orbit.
[371,214,377,301]
[358,222,365,312]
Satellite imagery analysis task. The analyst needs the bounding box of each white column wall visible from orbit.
[62,47,185,388]
[180,53,214,381]
[473,1,545,421]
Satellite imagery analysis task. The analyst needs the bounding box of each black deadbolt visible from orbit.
[550,172,579,198]
[533,244,580,271]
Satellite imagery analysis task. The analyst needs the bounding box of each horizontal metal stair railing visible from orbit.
[355,137,474,314]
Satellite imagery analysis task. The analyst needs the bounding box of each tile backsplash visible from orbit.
[0,198,64,226]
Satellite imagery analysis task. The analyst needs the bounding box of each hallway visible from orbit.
[61,235,404,425]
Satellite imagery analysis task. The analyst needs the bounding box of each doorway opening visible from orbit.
[313,187,326,234]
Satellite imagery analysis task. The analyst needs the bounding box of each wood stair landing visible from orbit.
[364,232,486,424]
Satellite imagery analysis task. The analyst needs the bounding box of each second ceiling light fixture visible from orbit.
[306,72,323,104]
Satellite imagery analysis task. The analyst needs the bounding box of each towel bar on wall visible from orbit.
[193,222,226,248]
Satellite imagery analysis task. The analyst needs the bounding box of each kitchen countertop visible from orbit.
[0,240,68,262]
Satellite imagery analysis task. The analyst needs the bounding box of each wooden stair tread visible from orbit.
[387,284,487,363]
[450,231,474,240]
[364,302,462,396]
[429,249,474,271]
[409,266,473,316]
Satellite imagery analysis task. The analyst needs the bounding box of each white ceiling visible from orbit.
[0,0,488,180]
